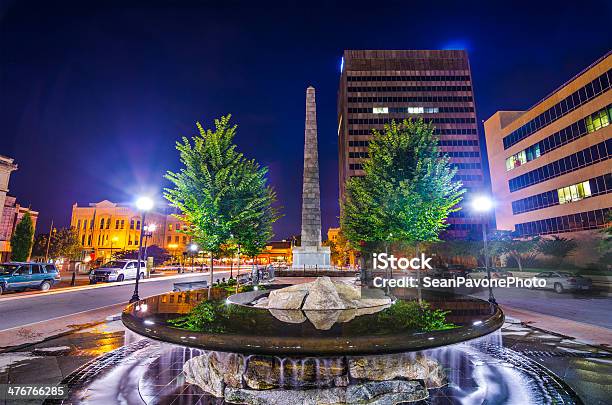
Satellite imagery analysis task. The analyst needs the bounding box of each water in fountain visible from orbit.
[124,328,145,346]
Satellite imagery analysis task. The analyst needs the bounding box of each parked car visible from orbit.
[468,267,514,279]
[533,271,592,293]
[89,259,146,283]
[441,264,470,278]
[0,262,61,294]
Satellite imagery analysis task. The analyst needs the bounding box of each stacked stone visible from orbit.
[301,86,322,248]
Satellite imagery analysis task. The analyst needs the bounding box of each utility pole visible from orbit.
[45,219,53,263]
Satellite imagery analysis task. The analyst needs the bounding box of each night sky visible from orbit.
[1,1,610,239]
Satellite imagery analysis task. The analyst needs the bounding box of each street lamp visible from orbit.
[143,223,157,261]
[190,243,198,272]
[130,196,154,303]
[472,195,497,305]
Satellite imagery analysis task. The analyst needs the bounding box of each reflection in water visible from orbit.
[124,328,145,347]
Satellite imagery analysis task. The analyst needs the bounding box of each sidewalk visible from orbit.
[0,303,126,350]
[501,305,612,347]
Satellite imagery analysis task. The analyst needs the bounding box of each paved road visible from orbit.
[3,272,609,333]
[0,269,251,331]
[470,286,612,329]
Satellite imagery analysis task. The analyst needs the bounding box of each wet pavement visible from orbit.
[0,322,125,405]
[500,319,612,404]
[0,316,609,404]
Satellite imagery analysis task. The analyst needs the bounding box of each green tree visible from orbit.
[324,230,353,267]
[55,228,82,260]
[341,118,465,253]
[114,245,170,266]
[538,235,577,268]
[488,231,539,272]
[165,115,279,296]
[235,187,279,282]
[31,233,50,260]
[31,227,81,261]
[10,212,34,261]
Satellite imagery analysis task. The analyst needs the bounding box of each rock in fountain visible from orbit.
[260,277,391,311]
[253,277,393,330]
[182,349,443,404]
[348,353,447,388]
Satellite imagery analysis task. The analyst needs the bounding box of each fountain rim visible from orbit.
[121,289,505,356]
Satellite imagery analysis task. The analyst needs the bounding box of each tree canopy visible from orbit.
[164,115,280,292]
[114,245,170,265]
[488,231,540,271]
[10,212,34,261]
[32,227,81,261]
[538,235,577,267]
[341,119,465,250]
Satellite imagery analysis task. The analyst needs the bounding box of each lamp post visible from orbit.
[190,243,198,272]
[472,195,496,305]
[143,223,156,261]
[130,196,153,304]
[45,220,54,263]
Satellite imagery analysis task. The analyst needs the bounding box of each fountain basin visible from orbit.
[122,286,504,355]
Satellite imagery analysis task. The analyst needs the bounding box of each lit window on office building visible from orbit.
[558,181,592,204]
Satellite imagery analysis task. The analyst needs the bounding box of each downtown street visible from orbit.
[0,267,251,346]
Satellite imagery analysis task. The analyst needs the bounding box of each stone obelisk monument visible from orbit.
[292,86,331,269]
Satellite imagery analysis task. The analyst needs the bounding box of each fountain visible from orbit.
[117,280,497,403]
[91,282,577,405]
[44,280,582,404]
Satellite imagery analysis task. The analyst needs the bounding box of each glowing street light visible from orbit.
[130,196,154,304]
[135,196,154,211]
[189,243,198,272]
[471,195,496,305]
[472,195,494,212]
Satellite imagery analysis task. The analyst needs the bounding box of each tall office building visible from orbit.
[338,50,485,238]
[484,52,611,263]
